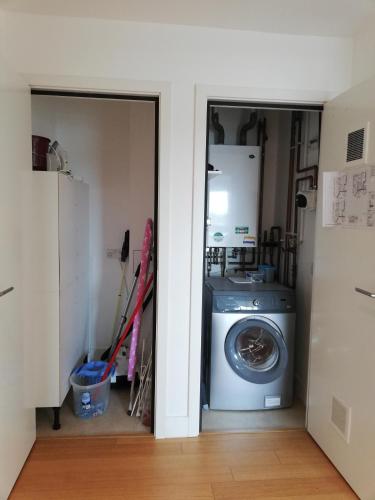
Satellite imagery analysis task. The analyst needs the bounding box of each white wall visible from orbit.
[3,14,353,90]
[2,11,353,437]
[352,15,375,86]
[0,11,4,54]
[31,96,155,352]
[208,107,258,146]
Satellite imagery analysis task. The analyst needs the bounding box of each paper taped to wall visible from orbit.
[323,165,375,228]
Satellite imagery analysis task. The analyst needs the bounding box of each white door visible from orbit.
[0,58,35,498]
[308,76,375,499]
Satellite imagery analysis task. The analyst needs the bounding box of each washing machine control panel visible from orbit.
[213,293,295,313]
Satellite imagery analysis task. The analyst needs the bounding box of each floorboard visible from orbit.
[202,399,305,432]
[10,430,358,499]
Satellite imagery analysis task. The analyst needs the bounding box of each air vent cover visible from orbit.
[345,124,370,166]
[331,396,351,443]
[346,128,365,163]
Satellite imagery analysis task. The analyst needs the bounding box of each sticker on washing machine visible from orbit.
[235,226,249,234]
[213,232,224,242]
[243,235,256,246]
[264,396,281,408]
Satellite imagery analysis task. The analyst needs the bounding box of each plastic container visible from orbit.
[245,271,264,283]
[70,362,114,419]
[32,135,50,171]
[258,265,276,283]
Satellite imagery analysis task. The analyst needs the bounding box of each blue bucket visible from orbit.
[73,361,108,385]
[70,362,115,419]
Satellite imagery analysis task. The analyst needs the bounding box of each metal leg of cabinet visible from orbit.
[52,407,61,430]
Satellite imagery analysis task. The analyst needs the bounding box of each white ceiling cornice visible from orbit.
[0,0,374,37]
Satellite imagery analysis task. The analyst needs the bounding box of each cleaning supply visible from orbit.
[70,362,115,419]
[101,262,141,362]
[110,230,130,343]
[258,264,276,283]
[74,361,108,384]
[100,273,154,382]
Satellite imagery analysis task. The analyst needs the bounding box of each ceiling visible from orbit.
[0,0,374,37]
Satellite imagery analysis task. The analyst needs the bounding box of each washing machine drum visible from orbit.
[224,318,288,384]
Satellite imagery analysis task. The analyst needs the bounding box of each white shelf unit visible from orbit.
[25,172,89,408]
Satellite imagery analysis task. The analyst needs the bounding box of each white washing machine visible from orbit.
[204,277,295,410]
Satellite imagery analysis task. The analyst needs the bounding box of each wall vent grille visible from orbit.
[331,396,351,443]
[346,128,365,163]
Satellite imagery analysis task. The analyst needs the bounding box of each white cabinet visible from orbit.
[25,172,89,408]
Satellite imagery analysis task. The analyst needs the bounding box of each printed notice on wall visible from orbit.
[323,165,375,228]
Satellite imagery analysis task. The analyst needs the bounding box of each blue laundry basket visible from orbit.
[70,362,115,419]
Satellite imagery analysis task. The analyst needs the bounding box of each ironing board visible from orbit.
[127,218,153,381]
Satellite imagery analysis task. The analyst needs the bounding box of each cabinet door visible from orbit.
[0,58,35,498]
[59,176,89,403]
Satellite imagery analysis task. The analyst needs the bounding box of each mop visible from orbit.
[111,230,130,340]
[100,272,154,381]
[101,263,141,361]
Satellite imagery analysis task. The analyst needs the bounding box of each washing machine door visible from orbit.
[224,317,288,384]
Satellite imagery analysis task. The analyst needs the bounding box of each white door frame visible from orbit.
[23,73,171,438]
[188,84,335,436]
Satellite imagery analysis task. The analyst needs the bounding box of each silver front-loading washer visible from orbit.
[204,277,295,411]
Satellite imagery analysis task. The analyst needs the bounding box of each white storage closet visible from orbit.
[25,172,89,409]
[202,104,321,433]
[30,94,156,436]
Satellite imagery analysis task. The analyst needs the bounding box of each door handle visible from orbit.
[0,286,14,298]
[355,287,375,298]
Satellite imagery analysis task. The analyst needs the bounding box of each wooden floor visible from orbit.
[10,430,357,499]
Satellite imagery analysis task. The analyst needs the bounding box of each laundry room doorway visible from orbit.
[28,90,159,437]
[199,100,322,433]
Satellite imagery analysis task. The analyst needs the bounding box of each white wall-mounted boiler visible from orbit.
[206,145,260,248]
